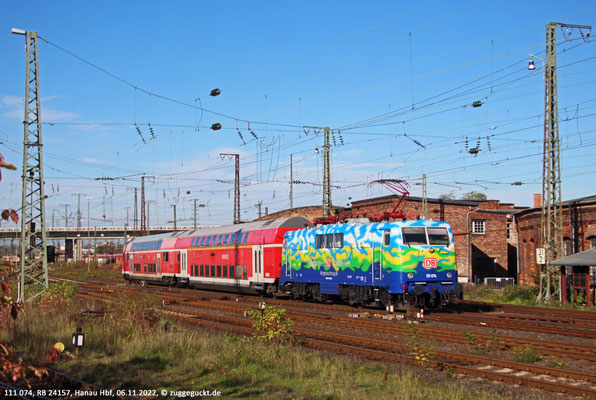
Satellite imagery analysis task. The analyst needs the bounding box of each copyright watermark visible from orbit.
[161,389,222,397]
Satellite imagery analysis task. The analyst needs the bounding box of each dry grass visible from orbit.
[0,297,525,399]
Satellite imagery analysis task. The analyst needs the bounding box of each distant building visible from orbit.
[515,194,596,302]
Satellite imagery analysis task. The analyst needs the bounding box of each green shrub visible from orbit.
[511,344,542,363]
[497,285,539,304]
[247,305,293,342]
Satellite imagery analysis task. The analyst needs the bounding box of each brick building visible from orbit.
[260,195,524,283]
[515,195,596,292]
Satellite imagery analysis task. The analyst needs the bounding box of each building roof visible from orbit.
[550,247,596,267]
[514,194,596,217]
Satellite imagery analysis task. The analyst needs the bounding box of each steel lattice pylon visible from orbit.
[539,22,591,300]
[18,30,49,303]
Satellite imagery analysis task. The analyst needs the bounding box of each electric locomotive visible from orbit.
[281,219,463,309]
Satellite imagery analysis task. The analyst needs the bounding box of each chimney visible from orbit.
[533,194,541,208]
[265,207,269,216]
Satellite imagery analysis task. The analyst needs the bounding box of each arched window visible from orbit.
[563,237,572,256]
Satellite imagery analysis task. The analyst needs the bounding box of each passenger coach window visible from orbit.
[315,235,324,249]
[223,265,228,278]
[229,265,234,278]
[223,234,230,246]
[200,265,204,276]
[383,230,390,246]
[402,227,427,246]
[334,233,344,248]
[427,227,450,246]
[217,265,221,278]
[216,235,223,247]
[211,265,215,277]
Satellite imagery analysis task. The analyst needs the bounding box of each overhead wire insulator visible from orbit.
[237,128,246,145]
[248,122,258,139]
[472,100,483,108]
[511,181,523,186]
[338,129,344,145]
[148,122,156,139]
[465,136,469,151]
[134,123,146,144]
[332,130,337,147]
[404,133,426,149]
[486,136,491,151]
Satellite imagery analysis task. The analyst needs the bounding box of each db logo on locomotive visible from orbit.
[423,258,438,269]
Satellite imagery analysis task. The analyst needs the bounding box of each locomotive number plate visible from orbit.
[423,258,438,269]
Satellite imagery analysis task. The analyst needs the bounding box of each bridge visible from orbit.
[0,226,217,242]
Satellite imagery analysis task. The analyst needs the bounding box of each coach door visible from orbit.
[156,253,161,274]
[252,245,264,283]
[284,239,292,279]
[180,250,188,278]
[372,229,388,284]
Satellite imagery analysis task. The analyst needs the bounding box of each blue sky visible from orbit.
[1,1,595,228]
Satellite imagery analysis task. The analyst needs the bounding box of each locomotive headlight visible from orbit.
[407,273,414,279]
[446,273,452,279]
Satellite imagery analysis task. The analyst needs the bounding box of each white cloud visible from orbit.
[0,94,77,121]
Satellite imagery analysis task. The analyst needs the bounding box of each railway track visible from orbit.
[75,283,596,362]
[74,282,596,398]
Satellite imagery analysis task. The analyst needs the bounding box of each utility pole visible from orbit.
[289,154,294,209]
[191,199,205,229]
[171,204,177,231]
[146,200,156,235]
[61,204,69,228]
[140,176,146,236]
[421,174,428,219]
[220,153,240,224]
[539,22,591,301]
[125,206,131,228]
[87,197,91,260]
[305,126,333,218]
[71,193,86,261]
[133,188,138,237]
[14,28,48,302]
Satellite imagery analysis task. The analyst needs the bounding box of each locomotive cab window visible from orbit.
[315,234,324,249]
[325,234,334,248]
[427,227,449,246]
[383,230,390,246]
[402,227,427,246]
[334,233,344,248]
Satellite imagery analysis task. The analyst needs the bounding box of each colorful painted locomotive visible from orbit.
[281,219,462,308]
[122,217,462,309]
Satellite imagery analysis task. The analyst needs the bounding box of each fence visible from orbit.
[484,277,515,288]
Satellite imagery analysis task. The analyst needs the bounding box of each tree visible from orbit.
[438,191,455,200]
[461,191,487,201]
